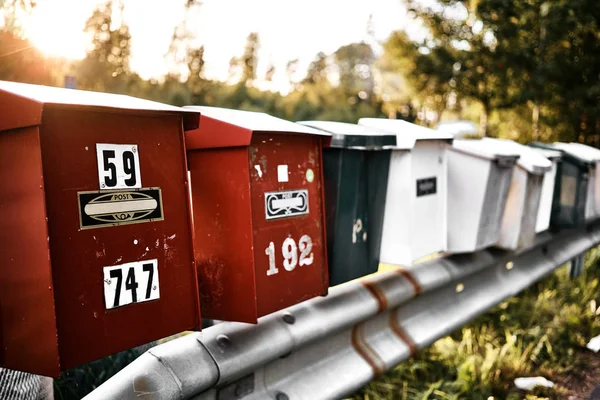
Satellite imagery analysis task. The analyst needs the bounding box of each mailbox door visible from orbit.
[39,108,199,370]
[411,141,447,260]
[322,149,370,286]
[248,133,328,317]
[188,148,258,323]
[553,160,588,227]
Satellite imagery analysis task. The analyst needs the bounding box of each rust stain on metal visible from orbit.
[395,268,423,296]
[360,280,388,313]
[351,324,386,377]
[389,311,418,357]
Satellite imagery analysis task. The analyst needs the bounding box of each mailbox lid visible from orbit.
[0,80,200,132]
[451,139,520,166]
[530,142,593,169]
[554,142,600,164]
[248,132,328,316]
[184,106,330,150]
[530,148,562,161]
[358,118,453,148]
[481,138,552,175]
[298,121,397,150]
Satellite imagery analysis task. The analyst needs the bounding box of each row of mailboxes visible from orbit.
[1,80,599,377]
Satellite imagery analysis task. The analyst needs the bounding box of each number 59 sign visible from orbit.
[96,143,142,190]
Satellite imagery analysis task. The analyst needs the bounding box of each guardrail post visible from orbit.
[569,253,585,278]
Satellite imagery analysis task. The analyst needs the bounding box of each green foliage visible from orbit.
[383,0,600,140]
[354,248,600,399]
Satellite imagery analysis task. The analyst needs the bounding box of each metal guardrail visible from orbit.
[83,221,600,400]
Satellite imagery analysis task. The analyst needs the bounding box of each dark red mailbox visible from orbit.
[0,81,201,377]
[184,106,331,323]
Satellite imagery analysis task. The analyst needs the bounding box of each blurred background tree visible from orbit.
[0,0,597,140]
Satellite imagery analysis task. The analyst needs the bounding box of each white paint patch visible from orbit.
[352,219,363,243]
[133,239,139,245]
[84,199,157,216]
[514,377,554,391]
[254,165,263,178]
[587,334,600,352]
[277,165,289,182]
[167,234,176,240]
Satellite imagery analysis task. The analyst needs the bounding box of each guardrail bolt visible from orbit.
[282,313,295,325]
[217,334,231,349]
[276,392,289,400]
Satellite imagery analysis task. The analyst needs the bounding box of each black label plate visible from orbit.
[416,177,437,197]
[78,188,164,229]
[265,189,309,220]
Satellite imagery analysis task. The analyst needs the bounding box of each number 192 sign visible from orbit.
[96,143,142,190]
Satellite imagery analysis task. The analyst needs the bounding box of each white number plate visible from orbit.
[103,259,159,309]
[96,143,142,190]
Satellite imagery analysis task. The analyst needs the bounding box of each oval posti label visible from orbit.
[78,188,164,229]
[265,189,309,220]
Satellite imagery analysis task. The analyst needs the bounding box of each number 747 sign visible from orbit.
[103,259,160,309]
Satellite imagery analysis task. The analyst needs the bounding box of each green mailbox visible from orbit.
[528,142,592,228]
[298,121,396,286]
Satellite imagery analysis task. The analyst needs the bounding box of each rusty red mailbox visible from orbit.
[0,81,202,377]
[184,106,331,323]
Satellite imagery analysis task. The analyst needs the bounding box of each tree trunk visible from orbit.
[532,103,540,141]
[479,103,489,137]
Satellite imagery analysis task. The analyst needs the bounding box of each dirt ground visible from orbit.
[551,352,600,400]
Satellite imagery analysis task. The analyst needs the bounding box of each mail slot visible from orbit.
[298,121,396,285]
[481,138,552,250]
[553,142,600,221]
[184,106,331,323]
[358,118,452,266]
[0,81,201,377]
[529,142,592,227]
[447,139,519,253]
[528,147,561,233]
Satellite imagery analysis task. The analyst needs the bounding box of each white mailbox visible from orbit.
[529,148,562,233]
[358,118,452,266]
[446,140,519,253]
[553,142,600,221]
[482,138,552,250]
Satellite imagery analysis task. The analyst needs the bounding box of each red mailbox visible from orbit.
[0,81,201,377]
[184,106,331,323]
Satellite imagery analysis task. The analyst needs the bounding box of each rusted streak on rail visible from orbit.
[395,268,423,296]
[360,280,388,313]
[388,310,418,357]
[350,324,386,377]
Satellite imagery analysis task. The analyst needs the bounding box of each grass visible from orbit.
[353,246,600,400]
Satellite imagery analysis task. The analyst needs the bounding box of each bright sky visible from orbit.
[22,0,411,93]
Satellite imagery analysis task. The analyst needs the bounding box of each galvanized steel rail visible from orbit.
[84,222,600,400]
